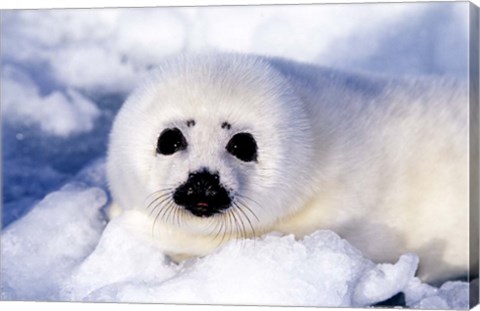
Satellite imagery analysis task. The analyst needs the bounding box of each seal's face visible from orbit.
[147,112,265,236]
[155,123,257,218]
[107,54,315,239]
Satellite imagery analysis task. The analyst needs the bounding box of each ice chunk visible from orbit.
[62,211,178,301]
[62,217,431,307]
[68,228,372,305]
[352,253,419,306]
[407,281,470,309]
[1,185,107,301]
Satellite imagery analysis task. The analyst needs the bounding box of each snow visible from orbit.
[1,65,100,137]
[1,2,474,308]
[1,183,107,301]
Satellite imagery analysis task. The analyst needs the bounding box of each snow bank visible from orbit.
[0,167,470,308]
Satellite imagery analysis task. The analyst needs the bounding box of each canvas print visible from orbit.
[1,2,479,309]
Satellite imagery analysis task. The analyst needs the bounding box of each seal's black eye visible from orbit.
[157,128,187,155]
[226,132,258,162]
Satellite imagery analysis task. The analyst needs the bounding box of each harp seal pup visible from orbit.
[106,53,471,284]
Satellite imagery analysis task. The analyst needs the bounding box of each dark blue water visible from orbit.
[1,93,125,228]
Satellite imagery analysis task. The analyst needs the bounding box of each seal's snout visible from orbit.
[173,170,231,217]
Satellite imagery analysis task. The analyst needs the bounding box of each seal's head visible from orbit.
[107,53,315,240]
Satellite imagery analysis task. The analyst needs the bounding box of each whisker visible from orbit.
[158,200,175,224]
[164,201,177,225]
[212,213,225,243]
[221,212,230,246]
[234,201,256,238]
[236,192,261,207]
[144,187,175,205]
[151,199,174,236]
[239,210,248,241]
[235,197,260,223]
[236,194,262,220]
[147,195,173,216]
[151,201,165,237]
[228,209,239,240]
[233,207,252,251]
[173,205,182,227]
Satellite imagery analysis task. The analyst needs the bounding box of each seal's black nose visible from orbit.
[173,170,231,217]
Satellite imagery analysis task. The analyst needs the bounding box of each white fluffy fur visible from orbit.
[107,53,471,284]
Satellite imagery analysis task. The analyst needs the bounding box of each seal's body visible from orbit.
[107,53,470,284]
